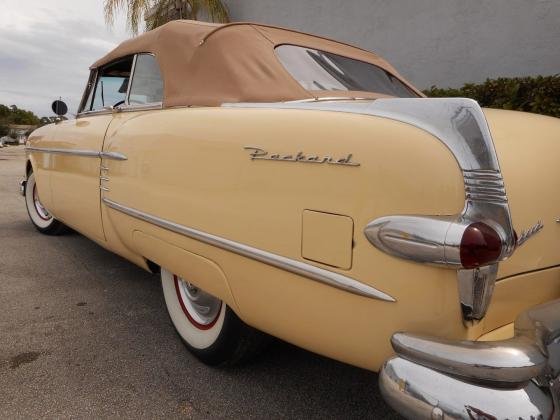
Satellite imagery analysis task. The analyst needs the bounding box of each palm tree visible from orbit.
[104,0,230,34]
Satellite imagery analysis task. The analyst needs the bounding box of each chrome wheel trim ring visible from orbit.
[25,174,54,229]
[32,183,51,221]
[161,269,226,350]
[174,275,222,330]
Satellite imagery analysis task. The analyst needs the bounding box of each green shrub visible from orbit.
[423,75,560,118]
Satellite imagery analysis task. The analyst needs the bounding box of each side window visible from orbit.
[128,54,163,105]
[90,56,134,111]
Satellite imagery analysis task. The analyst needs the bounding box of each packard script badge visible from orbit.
[244,146,360,167]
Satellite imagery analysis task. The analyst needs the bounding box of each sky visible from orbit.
[0,0,133,117]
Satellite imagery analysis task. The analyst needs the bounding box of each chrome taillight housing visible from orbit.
[364,205,517,324]
[364,215,514,270]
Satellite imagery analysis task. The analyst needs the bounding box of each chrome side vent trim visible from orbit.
[463,170,507,204]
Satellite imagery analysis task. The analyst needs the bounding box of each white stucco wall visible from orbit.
[224,0,560,89]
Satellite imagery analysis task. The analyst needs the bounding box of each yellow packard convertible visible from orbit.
[22,20,560,419]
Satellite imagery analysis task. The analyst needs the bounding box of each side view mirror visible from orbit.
[51,100,68,116]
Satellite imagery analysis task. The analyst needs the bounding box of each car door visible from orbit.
[49,56,134,243]
[99,53,165,243]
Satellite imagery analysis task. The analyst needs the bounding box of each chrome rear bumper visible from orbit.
[380,299,560,419]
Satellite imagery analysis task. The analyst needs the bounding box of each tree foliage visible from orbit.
[424,75,560,118]
[0,104,41,137]
[104,0,229,34]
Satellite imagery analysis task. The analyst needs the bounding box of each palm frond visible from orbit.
[145,0,174,31]
[104,0,152,34]
[192,0,229,23]
[104,0,229,34]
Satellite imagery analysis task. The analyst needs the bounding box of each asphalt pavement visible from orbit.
[0,145,399,419]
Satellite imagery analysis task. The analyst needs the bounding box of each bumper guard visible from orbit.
[380,299,560,419]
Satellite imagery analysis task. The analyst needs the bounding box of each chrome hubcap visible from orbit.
[175,276,222,328]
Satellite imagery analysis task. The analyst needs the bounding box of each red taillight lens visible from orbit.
[460,222,502,269]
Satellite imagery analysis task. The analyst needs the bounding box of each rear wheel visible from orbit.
[24,172,67,235]
[161,268,267,366]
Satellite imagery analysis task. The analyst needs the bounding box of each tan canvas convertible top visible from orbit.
[91,20,421,107]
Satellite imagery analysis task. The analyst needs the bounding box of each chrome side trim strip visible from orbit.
[102,197,395,302]
[25,147,127,161]
[26,146,99,158]
[100,151,128,161]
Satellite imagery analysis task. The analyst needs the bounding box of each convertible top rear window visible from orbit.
[275,45,418,98]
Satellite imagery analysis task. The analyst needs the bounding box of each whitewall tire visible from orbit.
[24,172,67,235]
[161,268,268,366]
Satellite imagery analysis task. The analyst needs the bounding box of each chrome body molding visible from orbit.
[102,198,395,302]
[25,146,127,161]
[26,146,100,158]
[99,151,128,161]
[380,299,560,419]
[457,264,498,321]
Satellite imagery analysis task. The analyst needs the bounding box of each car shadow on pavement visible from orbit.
[2,223,400,419]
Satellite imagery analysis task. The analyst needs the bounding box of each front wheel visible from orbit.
[24,172,67,235]
[161,268,267,366]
